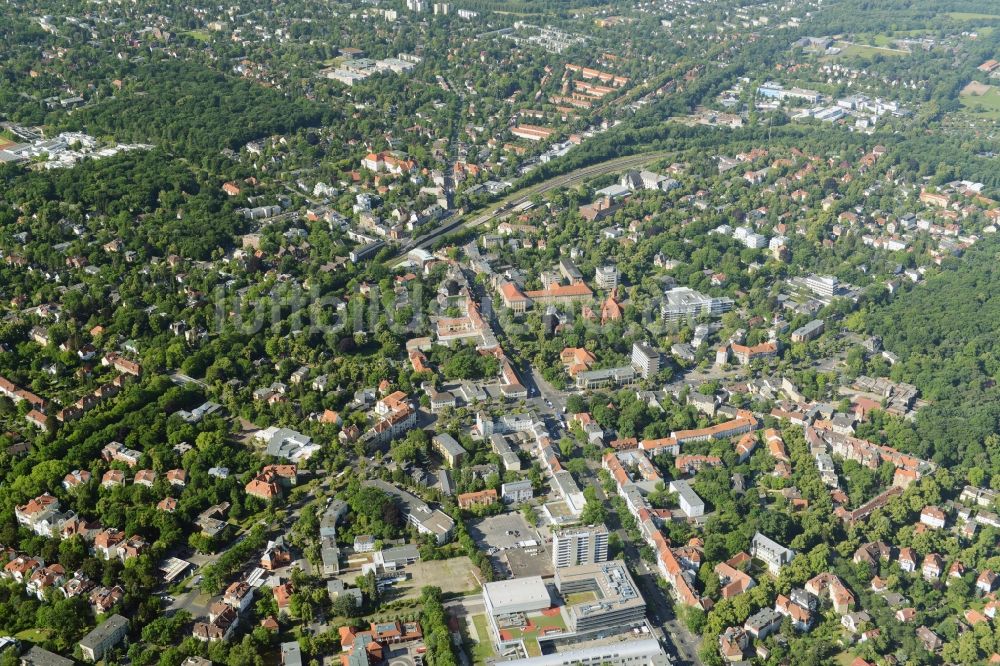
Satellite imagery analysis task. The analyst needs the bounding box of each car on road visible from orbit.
[163,595,174,604]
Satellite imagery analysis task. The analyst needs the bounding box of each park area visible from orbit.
[960,81,1000,119]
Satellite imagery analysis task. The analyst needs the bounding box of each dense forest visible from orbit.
[63,59,337,158]
[859,238,1000,471]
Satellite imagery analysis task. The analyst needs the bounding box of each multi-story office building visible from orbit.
[552,525,609,569]
[803,274,838,298]
[595,265,619,290]
[661,287,733,323]
[631,342,660,379]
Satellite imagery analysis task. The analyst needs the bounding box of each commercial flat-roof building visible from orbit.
[575,365,636,390]
[498,638,668,666]
[483,576,551,616]
[595,265,619,290]
[555,561,646,634]
[803,274,838,298]
[552,525,609,569]
[661,287,733,323]
[281,641,303,666]
[631,342,660,379]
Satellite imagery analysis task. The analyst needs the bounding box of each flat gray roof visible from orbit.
[484,576,550,612]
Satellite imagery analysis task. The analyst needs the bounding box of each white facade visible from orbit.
[551,525,610,568]
[668,480,705,518]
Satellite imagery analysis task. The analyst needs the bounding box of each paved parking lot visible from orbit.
[504,547,553,578]
[468,513,537,552]
[468,513,554,579]
[385,645,421,666]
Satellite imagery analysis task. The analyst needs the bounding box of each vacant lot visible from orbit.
[394,556,481,599]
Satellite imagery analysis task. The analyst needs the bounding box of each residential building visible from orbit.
[727,340,779,365]
[714,557,756,599]
[806,573,855,614]
[922,553,943,580]
[21,646,74,666]
[501,480,533,504]
[15,494,62,536]
[79,614,129,662]
[364,480,454,544]
[432,433,466,467]
[899,547,917,573]
[977,569,997,595]
[719,626,749,662]
[223,581,255,613]
[457,489,498,509]
[775,592,815,632]
[744,607,782,639]
[669,480,705,518]
[751,532,795,575]
[791,319,825,343]
[920,506,946,529]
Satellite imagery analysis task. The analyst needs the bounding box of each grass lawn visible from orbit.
[184,29,213,42]
[471,615,496,665]
[564,591,598,605]
[833,652,857,666]
[834,41,907,58]
[15,628,51,642]
[960,84,1000,119]
[946,11,1000,20]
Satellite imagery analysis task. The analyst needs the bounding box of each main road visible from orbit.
[393,149,674,258]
